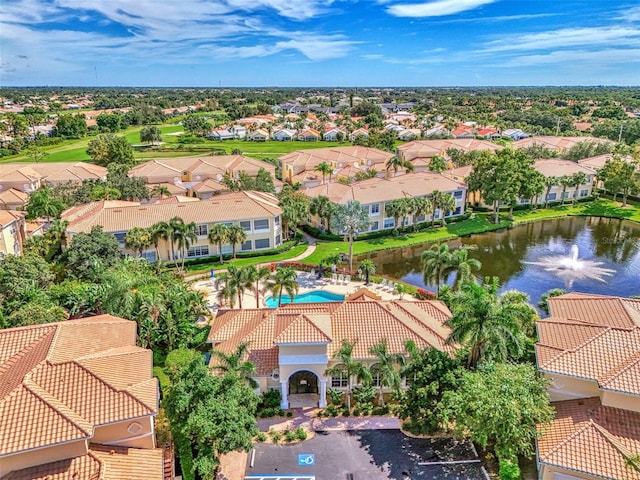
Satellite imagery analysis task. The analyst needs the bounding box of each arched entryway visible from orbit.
[289,370,319,394]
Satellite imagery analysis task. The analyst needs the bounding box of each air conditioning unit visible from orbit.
[271,368,280,381]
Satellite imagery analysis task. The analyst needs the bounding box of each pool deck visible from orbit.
[193,272,404,311]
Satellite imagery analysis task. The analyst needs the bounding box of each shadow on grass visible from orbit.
[579,202,633,219]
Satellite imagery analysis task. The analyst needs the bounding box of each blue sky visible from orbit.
[1,0,639,86]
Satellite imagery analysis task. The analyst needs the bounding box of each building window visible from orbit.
[546,193,557,201]
[562,191,571,199]
[454,206,462,215]
[254,219,269,232]
[275,216,280,226]
[580,189,589,197]
[370,221,379,231]
[240,220,251,233]
[370,364,382,387]
[113,232,127,245]
[194,224,208,236]
[383,218,395,229]
[370,203,380,216]
[187,245,210,257]
[141,251,157,262]
[330,365,348,388]
[275,234,281,245]
[254,238,270,249]
[453,190,463,199]
[241,240,252,251]
[9,225,16,235]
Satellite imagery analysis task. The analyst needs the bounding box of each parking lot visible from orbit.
[245,430,488,479]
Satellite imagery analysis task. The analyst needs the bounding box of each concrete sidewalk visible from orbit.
[258,408,401,432]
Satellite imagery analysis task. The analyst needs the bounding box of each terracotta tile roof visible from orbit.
[0,210,26,228]
[345,288,381,301]
[513,136,613,151]
[280,146,393,175]
[0,165,41,182]
[1,445,164,480]
[547,294,640,328]
[62,190,281,234]
[208,294,452,373]
[538,398,640,480]
[0,316,157,457]
[578,153,636,170]
[397,139,502,162]
[302,172,465,205]
[0,188,29,207]
[533,158,595,177]
[29,162,107,183]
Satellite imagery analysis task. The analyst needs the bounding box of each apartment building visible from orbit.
[0,210,26,257]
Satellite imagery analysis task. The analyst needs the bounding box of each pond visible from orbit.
[358,217,640,305]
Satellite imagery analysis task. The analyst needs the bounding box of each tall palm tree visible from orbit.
[244,265,272,308]
[26,187,66,222]
[125,226,152,257]
[208,223,230,263]
[385,155,414,177]
[309,195,337,232]
[150,185,172,199]
[330,201,371,271]
[358,259,376,285]
[543,176,558,209]
[149,222,168,262]
[448,246,482,289]
[369,339,403,406]
[216,265,251,309]
[421,243,452,296]
[429,190,442,226]
[325,340,369,411]
[559,175,573,205]
[571,172,588,203]
[45,218,69,260]
[210,341,258,388]
[314,161,333,184]
[445,277,538,368]
[279,191,310,240]
[437,192,457,226]
[266,266,299,306]
[412,196,432,229]
[227,224,247,259]
[172,220,197,270]
[384,199,402,229]
[165,217,185,260]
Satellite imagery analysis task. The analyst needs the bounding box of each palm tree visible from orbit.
[448,246,482,288]
[571,172,588,203]
[44,218,69,259]
[421,243,453,296]
[149,222,168,262]
[26,188,66,222]
[437,192,457,226]
[244,265,272,308]
[208,223,230,263]
[429,190,442,226]
[216,265,251,308]
[384,199,401,229]
[325,340,369,411]
[172,220,197,270]
[385,155,414,177]
[369,339,403,406]
[227,224,247,259]
[330,201,371,271]
[314,161,333,184]
[150,185,171,199]
[559,175,573,205]
[266,266,299,306]
[309,195,337,233]
[446,277,538,368]
[125,226,152,256]
[210,341,258,388]
[412,196,432,229]
[358,259,376,285]
[165,217,185,261]
[543,176,558,208]
[279,191,310,240]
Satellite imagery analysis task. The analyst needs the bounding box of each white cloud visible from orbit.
[482,27,640,53]
[386,0,497,18]
[616,6,640,22]
[497,48,640,67]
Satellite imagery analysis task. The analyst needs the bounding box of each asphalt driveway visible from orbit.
[245,429,487,479]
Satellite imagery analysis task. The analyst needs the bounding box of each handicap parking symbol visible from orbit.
[297,453,315,466]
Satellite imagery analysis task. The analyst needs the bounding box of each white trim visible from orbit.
[278,354,328,365]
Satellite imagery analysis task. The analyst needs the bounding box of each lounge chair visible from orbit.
[338,274,344,285]
[332,273,338,284]
[344,274,351,285]
[309,269,316,279]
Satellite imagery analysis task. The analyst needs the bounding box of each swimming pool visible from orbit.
[264,290,345,308]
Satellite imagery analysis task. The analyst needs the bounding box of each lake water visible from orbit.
[358,217,640,305]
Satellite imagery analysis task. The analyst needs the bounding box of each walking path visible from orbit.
[258,409,401,432]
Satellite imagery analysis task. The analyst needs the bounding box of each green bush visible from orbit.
[255,432,267,442]
[498,458,521,480]
[295,428,307,440]
[284,430,297,442]
[286,410,292,417]
[327,388,344,406]
[260,389,281,409]
[268,430,282,442]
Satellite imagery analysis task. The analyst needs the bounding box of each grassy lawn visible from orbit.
[512,199,640,224]
[183,243,309,275]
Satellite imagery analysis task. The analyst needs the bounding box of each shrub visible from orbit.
[327,388,344,406]
[342,407,350,417]
[284,430,297,442]
[260,389,281,409]
[414,288,436,300]
[256,432,267,442]
[286,410,292,417]
[498,458,521,480]
[295,428,307,440]
[269,430,282,442]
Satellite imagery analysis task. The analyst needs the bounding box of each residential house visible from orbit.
[0,165,41,193]
[0,189,29,211]
[451,126,476,139]
[208,291,454,409]
[349,128,370,142]
[535,293,640,480]
[272,129,296,142]
[512,136,613,154]
[129,155,276,188]
[247,129,269,142]
[578,153,638,190]
[0,163,107,193]
[397,129,421,141]
[0,210,26,257]
[303,172,467,231]
[0,315,164,479]
[397,139,503,172]
[323,128,347,142]
[476,127,501,140]
[297,129,320,142]
[231,125,247,139]
[280,146,393,188]
[61,191,283,262]
[502,128,528,141]
[207,128,235,141]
